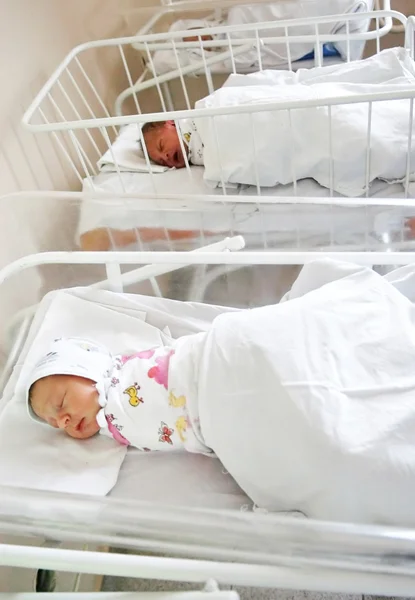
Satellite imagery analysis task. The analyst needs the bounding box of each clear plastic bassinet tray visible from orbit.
[2,484,415,596]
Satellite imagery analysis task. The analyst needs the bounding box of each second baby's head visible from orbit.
[142,120,187,169]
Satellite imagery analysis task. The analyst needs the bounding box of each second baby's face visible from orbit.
[30,374,101,439]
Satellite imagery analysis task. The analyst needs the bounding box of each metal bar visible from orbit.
[2,190,415,209]
[22,9,403,131]
[26,86,415,133]
[91,236,246,290]
[3,544,415,596]
[3,251,415,290]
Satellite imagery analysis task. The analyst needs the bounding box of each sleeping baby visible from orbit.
[25,259,415,525]
[140,48,415,197]
[27,337,207,453]
[141,120,203,170]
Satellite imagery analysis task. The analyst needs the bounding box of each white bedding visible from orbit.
[79,168,415,251]
[194,259,415,525]
[196,48,415,194]
[0,287,248,509]
[150,1,372,75]
[110,447,247,509]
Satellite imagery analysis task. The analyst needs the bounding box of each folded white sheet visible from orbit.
[196,48,415,196]
[98,124,168,174]
[0,287,237,496]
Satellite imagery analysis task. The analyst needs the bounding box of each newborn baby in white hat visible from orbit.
[26,337,207,453]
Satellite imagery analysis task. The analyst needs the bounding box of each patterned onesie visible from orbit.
[96,340,210,454]
[177,118,205,166]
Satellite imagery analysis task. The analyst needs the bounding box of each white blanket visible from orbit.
[225,0,371,68]
[192,259,415,526]
[150,1,372,75]
[196,48,415,196]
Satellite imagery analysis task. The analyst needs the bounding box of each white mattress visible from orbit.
[111,448,248,509]
[79,169,415,251]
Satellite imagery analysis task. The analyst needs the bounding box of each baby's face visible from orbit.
[144,121,187,169]
[30,374,100,439]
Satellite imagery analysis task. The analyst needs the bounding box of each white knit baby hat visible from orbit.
[25,337,113,423]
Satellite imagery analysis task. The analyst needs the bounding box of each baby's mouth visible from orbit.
[76,418,84,432]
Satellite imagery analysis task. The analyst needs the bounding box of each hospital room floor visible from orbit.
[102,579,405,600]
[102,564,412,599]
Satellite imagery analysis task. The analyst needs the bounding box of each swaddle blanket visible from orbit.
[195,48,415,196]
[62,259,415,526]
[97,339,209,454]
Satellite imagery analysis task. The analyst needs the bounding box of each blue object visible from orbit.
[299,43,340,62]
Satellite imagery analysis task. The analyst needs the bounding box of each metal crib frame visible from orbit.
[20,14,415,202]
[126,0,397,114]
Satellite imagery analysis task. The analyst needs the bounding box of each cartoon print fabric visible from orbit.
[99,345,208,453]
[177,118,204,166]
[26,337,210,454]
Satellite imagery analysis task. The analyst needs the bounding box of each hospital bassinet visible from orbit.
[4,191,415,596]
[126,0,391,112]
[21,9,414,217]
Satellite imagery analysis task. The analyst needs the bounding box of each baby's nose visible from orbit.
[57,413,71,429]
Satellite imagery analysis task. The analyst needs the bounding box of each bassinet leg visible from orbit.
[187,264,208,301]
